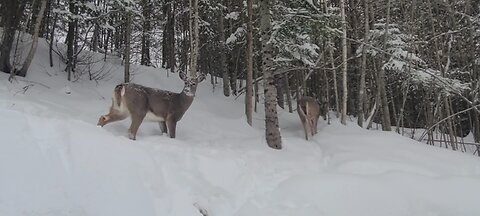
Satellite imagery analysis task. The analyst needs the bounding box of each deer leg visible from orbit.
[166,119,177,138]
[159,121,167,134]
[309,119,315,137]
[128,115,145,140]
[303,121,310,140]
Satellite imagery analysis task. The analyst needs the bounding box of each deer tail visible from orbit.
[298,103,307,119]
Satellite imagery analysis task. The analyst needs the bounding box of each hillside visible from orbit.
[1,39,480,216]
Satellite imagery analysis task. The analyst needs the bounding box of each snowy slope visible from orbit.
[1,39,480,216]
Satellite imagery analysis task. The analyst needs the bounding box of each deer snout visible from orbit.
[97,115,107,127]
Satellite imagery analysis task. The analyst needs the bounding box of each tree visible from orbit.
[260,0,282,150]
[340,0,348,125]
[124,11,132,83]
[0,0,25,74]
[378,0,392,131]
[65,0,77,81]
[357,0,369,127]
[219,5,230,97]
[189,0,199,78]
[15,0,48,78]
[140,0,152,66]
[245,0,254,126]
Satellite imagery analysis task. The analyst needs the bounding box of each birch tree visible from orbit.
[189,0,199,78]
[16,0,48,78]
[260,0,282,149]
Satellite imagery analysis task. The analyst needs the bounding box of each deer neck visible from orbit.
[178,90,195,110]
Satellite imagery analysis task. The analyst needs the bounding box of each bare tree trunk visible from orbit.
[245,0,254,126]
[323,65,331,124]
[285,74,293,113]
[276,75,285,109]
[140,0,152,66]
[48,0,58,67]
[124,12,132,83]
[219,8,230,96]
[357,0,369,127]
[0,1,25,74]
[340,0,348,125]
[378,0,392,131]
[329,49,340,118]
[169,2,175,74]
[162,0,175,72]
[49,12,57,67]
[16,0,47,78]
[189,0,199,78]
[65,0,76,81]
[260,0,282,149]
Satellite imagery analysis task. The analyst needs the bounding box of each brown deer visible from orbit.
[97,72,205,140]
[297,96,323,140]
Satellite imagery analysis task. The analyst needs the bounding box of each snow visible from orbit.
[1,38,480,216]
[225,12,240,21]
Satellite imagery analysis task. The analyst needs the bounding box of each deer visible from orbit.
[97,71,206,140]
[297,96,323,140]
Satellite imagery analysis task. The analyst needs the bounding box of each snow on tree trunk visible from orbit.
[260,0,282,150]
[189,0,199,79]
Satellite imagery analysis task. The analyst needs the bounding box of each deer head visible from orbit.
[179,71,205,97]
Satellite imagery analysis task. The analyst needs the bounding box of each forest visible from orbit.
[1,0,479,154]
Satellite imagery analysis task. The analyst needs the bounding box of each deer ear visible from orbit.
[197,73,206,83]
[179,71,187,81]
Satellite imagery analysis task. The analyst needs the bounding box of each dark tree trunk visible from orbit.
[0,0,25,74]
[219,8,230,97]
[162,0,175,71]
[124,12,132,83]
[65,0,77,81]
[17,0,48,77]
[245,0,254,125]
[140,0,152,66]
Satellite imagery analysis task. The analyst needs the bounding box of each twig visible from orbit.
[193,203,208,216]
[418,104,480,141]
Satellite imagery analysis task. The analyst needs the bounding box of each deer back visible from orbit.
[118,83,194,121]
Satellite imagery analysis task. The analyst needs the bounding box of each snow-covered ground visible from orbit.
[1,39,480,216]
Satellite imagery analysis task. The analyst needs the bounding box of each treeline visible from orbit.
[0,0,479,154]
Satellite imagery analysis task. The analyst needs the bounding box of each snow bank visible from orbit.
[1,39,480,216]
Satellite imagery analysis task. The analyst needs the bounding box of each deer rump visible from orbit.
[297,97,321,140]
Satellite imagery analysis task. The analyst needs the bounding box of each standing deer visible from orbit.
[297,96,322,140]
[97,72,205,140]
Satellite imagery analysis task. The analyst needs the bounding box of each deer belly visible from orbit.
[144,111,165,122]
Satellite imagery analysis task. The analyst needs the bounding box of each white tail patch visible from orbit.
[145,112,165,122]
[121,86,126,96]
